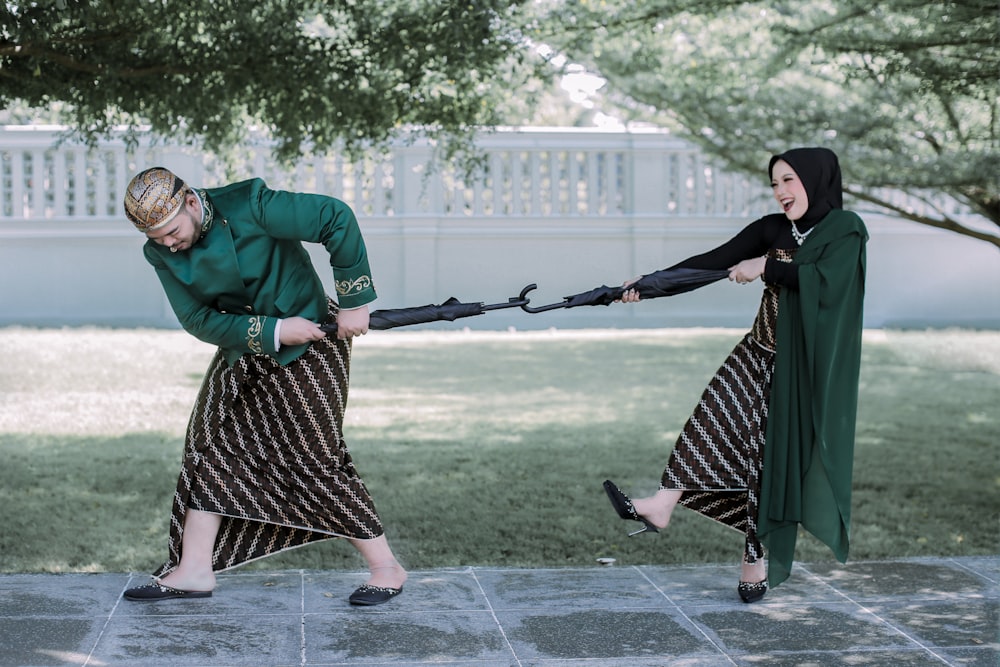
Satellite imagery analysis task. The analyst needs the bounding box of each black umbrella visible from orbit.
[319,288,534,332]
[519,267,730,313]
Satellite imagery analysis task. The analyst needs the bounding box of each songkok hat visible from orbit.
[123,167,188,232]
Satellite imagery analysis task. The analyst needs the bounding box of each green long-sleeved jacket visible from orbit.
[144,178,376,367]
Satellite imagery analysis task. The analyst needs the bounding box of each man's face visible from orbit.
[145,192,201,253]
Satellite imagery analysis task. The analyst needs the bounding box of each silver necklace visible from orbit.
[790,221,814,246]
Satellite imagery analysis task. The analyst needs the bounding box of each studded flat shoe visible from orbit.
[124,581,213,601]
[348,584,403,606]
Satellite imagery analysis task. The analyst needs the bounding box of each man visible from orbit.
[121,167,406,606]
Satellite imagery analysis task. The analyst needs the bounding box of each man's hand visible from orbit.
[279,317,326,346]
[335,306,370,339]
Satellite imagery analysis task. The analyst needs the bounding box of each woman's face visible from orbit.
[770,159,809,222]
[145,192,201,253]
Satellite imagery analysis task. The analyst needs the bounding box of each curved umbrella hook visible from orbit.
[480,284,535,311]
[517,284,572,313]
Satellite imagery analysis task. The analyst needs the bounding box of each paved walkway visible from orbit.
[1,557,996,667]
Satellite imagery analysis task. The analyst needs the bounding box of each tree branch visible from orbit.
[0,44,186,77]
[846,186,1000,250]
[537,0,748,41]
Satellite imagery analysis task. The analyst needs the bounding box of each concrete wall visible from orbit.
[3,213,998,331]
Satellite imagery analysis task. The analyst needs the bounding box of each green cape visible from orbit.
[758,209,868,587]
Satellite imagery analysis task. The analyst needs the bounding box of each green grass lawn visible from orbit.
[0,327,997,574]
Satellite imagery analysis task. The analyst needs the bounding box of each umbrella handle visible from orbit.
[481,284,534,311]
[517,284,572,313]
[318,284,535,333]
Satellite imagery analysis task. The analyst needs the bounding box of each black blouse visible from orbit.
[667,213,817,290]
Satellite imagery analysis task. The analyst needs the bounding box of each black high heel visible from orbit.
[738,557,767,603]
[603,480,660,537]
[737,580,767,603]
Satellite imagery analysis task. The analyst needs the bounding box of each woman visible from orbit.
[120,167,406,606]
[604,147,867,602]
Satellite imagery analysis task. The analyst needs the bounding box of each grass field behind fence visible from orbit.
[0,327,997,575]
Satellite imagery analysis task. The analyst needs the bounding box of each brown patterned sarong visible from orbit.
[662,334,773,562]
[153,302,383,576]
[661,248,793,563]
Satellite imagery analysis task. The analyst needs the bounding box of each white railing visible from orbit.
[0,126,773,222]
[1,126,129,220]
[1,125,974,224]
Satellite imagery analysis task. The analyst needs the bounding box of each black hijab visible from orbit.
[768,147,843,229]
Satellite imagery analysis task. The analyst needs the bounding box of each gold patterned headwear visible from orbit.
[123,167,188,233]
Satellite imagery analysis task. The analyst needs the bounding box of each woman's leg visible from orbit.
[741,556,766,584]
[741,535,767,584]
[349,534,408,589]
[157,509,221,592]
[631,488,684,530]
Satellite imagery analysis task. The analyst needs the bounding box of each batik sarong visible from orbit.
[153,301,382,576]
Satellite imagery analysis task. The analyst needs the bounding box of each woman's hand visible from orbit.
[279,317,326,346]
[334,306,370,339]
[728,256,767,285]
[617,277,642,303]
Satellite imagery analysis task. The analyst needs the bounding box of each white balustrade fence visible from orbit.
[0,126,773,220]
[1,125,997,330]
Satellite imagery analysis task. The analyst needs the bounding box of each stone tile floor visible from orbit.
[0,557,995,667]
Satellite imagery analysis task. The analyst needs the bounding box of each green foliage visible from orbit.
[6,0,995,246]
[532,0,1000,245]
[0,328,996,573]
[0,0,538,161]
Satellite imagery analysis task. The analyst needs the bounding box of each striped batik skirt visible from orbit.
[661,333,774,563]
[153,309,383,577]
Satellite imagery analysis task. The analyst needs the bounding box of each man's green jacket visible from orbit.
[144,178,376,367]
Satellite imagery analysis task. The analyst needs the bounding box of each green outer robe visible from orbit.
[758,209,868,587]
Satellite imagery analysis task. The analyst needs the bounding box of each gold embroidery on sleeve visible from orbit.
[335,275,373,296]
[246,315,265,353]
